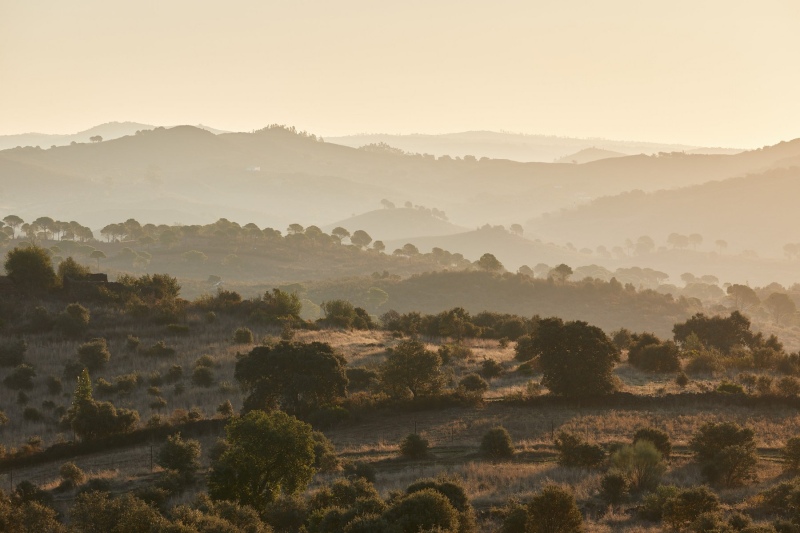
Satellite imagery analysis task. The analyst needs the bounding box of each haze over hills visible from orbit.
[328,131,743,162]
[554,147,626,164]
[526,165,800,258]
[323,207,467,241]
[0,121,228,151]
[2,125,798,234]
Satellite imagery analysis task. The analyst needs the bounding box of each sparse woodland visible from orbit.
[3,226,800,532]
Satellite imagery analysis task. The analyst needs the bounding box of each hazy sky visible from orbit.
[1,0,798,147]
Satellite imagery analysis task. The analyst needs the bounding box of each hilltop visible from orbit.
[328,130,742,162]
[526,165,800,259]
[554,147,626,164]
[1,125,798,234]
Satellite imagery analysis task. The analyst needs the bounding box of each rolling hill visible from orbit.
[1,125,798,237]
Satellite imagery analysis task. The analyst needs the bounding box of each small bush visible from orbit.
[481,359,504,379]
[57,303,90,337]
[233,327,254,344]
[46,375,62,395]
[686,350,725,376]
[0,338,27,367]
[165,365,183,383]
[400,433,429,459]
[676,371,690,388]
[312,431,341,473]
[307,405,350,429]
[142,341,176,357]
[629,339,681,373]
[756,375,774,395]
[194,355,215,368]
[690,422,758,487]
[126,335,141,350]
[191,366,215,388]
[610,441,665,491]
[150,397,168,410]
[778,376,800,397]
[526,485,583,533]
[555,431,604,469]
[662,486,720,529]
[59,462,86,488]
[343,461,376,483]
[346,367,379,391]
[633,427,672,460]
[115,373,143,394]
[600,472,630,506]
[77,338,111,371]
[4,363,36,390]
[23,406,44,422]
[639,484,680,522]
[458,373,489,395]
[717,380,745,394]
[158,432,201,482]
[480,426,514,460]
[216,400,234,418]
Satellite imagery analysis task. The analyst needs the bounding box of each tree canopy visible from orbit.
[534,318,620,397]
[208,410,317,509]
[4,245,58,291]
[235,341,348,415]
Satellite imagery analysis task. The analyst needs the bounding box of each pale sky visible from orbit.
[1,0,798,147]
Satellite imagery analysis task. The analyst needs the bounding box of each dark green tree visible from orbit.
[4,245,58,291]
[526,485,584,533]
[235,341,348,415]
[380,339,445,400]
[535,318,620,397]
[208,410,317,509]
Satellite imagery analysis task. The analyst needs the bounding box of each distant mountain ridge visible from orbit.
[328,130,743,163]
[0,122,228,151]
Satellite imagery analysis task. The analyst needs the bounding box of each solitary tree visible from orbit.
[764,292,797,325]
[476,253,504,272]
[89,250,106,270]
[535,318,620,397]
[208,410,317,509]
[549,264,573,283]
[380,339,445,400]
[350,230,372,248]
[726,284,760,312]
[2,215,23,238]
[234,341,348,415]
[4,245,58,291]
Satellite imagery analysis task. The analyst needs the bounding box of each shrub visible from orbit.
[76,338,111,371]
[554,431,604,469]
[690,422,758,487]
[46,375,62,395]
[233,327,254,344]
[59,461,86,488]
[629,336,680,373]
[756,375,774,395]
[481,359,504,379]
[526,485,583,533]
[676,371,690,388]
[346,367,379,391]
[639,484,680,522]
[194,355,215,368]
[216,400,234,418]
[115,373,142,394]
[343,461,376,483]
[191,366,215,388]
[458,373,489,395]
[400,433,429,459]
[662,486,720,529]
[500,500,528,533]
[307,405,350,429]
[717,380,745,394]
[600,472,630,506]
[150,397,167,410]
[610,441,665,491]
[0,338,27,367]
[126,335,141,351]
[57,303,90,337]
[686,350,725,376]
[142,341,176,357]
[157,432,201,482]
[23,406,44,422]
[312,431,340,473]
[778,377,800,397]
[633,427,672,460]
[480,427,514,460]
[4,363,36,390]
[384,488,460,533]
[514,335,536,361]
[165,365,183,383]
